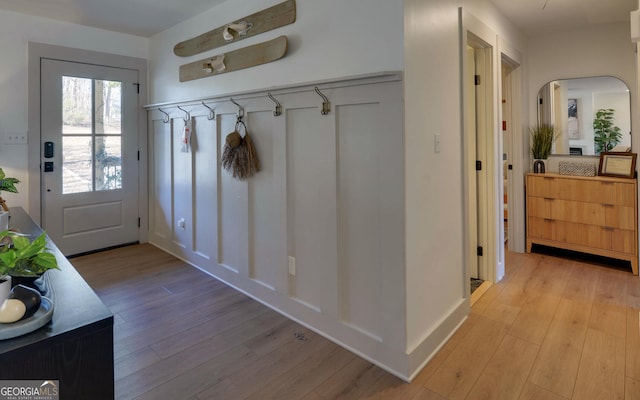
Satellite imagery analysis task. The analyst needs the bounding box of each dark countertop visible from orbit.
[0,207,113,353]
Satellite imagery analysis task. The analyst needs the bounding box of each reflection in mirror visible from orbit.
[537,76,631,155]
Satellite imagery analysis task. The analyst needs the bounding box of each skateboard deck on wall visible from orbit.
[173,0,296,57]
[179,36,288,82]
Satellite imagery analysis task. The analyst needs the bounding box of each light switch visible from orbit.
[288,256,296,276]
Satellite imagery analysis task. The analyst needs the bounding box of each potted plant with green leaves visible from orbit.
[0,230,59,291]
[593,108,622,154]
[530,124,557,173]
[0,168,19,231]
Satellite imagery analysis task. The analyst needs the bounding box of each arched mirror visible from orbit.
[537,76,631,155]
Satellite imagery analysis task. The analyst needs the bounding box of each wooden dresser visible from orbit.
[526,173,639,275]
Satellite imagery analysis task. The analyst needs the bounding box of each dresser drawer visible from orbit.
[527,174,636,205]
[604,204,636,230]
[527,197,552,219]
[528,217,554,241]
[600,181,636,206]
[532,218,636,254]
[551,199,604,225]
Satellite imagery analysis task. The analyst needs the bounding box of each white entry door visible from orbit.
[41,59,139,256]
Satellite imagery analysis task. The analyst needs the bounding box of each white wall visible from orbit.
[0,10,148,211]
[403,0,465,369]
[403,0,526,374]
[147,0,530,379]
[147,0,410,377]
[147,76,408,376]
[148,0,403,103]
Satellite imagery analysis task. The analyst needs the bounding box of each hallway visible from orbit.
[73,245,639,399]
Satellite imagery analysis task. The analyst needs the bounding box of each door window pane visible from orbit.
[95,80,122,134]
[61,76,124,194]
[62,136,92,194]
[62,77,92,134]
[95,136,122,191]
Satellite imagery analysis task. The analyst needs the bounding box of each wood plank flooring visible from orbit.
[71,243,640,399]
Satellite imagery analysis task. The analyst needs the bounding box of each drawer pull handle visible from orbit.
[603,227,615,231]
[603,204,615,208]
[543,198,554,201]
[544,218,554,222]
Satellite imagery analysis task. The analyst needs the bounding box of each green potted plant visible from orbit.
[0,168,19,231]
[0,168,19,211]
[593,108,622,154]
[0,230,59,289]
[530,124,557,173]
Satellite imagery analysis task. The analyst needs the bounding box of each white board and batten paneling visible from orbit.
[146,73,409,376]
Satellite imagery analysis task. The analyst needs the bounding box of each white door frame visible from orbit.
[499,54,523,273]
[464,40,492,282]
[27,42,148,242]
[469,36,495,284]
[464,44,480,281]
[498,39,525,257]
[461,9,499,290]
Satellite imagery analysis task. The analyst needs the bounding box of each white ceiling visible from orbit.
[0,0,228,37]
[0,0,635,38]
[490,0,637,37]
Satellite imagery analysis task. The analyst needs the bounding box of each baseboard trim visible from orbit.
[406,298,469,381]
[148,240,471,383]
[148,241,415,381]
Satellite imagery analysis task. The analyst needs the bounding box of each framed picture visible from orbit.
[567,98,579,139]
[598,152,637,178]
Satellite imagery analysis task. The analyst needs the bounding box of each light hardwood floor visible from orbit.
[72,243,640,399]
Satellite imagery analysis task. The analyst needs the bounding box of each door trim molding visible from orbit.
[27,42,148,241]
[460,8,498,290]
[498,40,524,259]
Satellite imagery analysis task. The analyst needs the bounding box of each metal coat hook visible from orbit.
[314,87,331,115]
[267,92,282,117]
[177,105,191,122]
[230,97,245,120]
[202,101,215,120]
[157,108,170,123]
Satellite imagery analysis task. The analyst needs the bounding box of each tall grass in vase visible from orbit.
[530,124,556,160]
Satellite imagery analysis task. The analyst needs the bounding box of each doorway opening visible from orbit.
[500,51,524,259]
[464,32,496,298]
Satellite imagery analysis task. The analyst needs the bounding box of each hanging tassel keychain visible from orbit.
[221,117,260,179]
[181,118,192,152]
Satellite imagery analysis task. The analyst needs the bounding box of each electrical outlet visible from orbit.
[288,256,296,276]
[5,133,27,145]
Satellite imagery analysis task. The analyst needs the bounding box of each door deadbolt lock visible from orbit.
[44,142,54,158]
